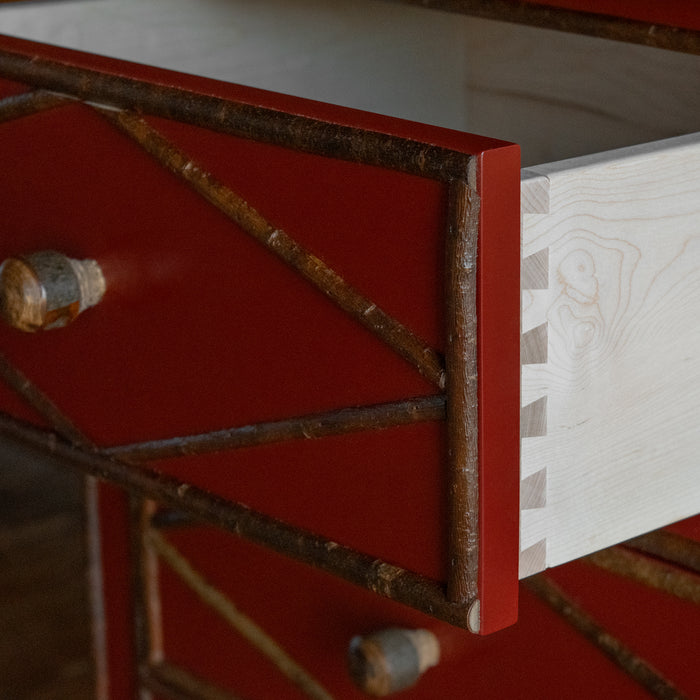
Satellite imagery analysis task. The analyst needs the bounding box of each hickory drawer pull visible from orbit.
[0,250,105,332]
[347,628,440,696]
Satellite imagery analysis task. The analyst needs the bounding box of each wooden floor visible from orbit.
[0,439,94,699]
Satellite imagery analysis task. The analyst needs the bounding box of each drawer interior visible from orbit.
[1,0,699,165]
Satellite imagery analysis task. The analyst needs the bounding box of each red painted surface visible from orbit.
[156,524,700,699]
[526,0,700,31]
[477,145,521,634]
[0,34,521,691]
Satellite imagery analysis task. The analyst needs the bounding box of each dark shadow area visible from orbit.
[0,440,94,699]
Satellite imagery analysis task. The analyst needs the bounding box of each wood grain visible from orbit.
[520,132,700,575]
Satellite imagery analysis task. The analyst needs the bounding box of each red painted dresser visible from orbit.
[0,2,698,698]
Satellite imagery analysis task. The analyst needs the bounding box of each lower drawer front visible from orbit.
[118,504,700,699]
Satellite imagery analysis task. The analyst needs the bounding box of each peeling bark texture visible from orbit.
[444,178,479,606]
[0,48,475,180]
[104,395,446,461]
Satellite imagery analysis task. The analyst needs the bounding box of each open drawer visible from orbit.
[0,3,698,698]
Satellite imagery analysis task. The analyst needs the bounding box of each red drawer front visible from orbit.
[0,34,524,696]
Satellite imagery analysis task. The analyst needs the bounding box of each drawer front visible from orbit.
[0,33,521,697]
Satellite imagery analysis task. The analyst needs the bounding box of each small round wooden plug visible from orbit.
[0,251,105,332]
[348,628,440,696]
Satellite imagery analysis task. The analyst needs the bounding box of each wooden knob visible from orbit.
[0,251,105,332]
[348,628,440,696]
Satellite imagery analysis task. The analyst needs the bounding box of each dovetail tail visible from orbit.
[520,468,547,510]
[520,170,550,215]
[519,539,547,579]
[521,396,547,438]
[521,323,548,365]
[521,249,549,290]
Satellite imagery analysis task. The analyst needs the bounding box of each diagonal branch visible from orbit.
[0,352,88,445]
[0,89,72,124]
[586,546,700,606]
[96,108,445,388]
[624,530,700,576]
[149,530,335,700]
[525,574,689,700]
